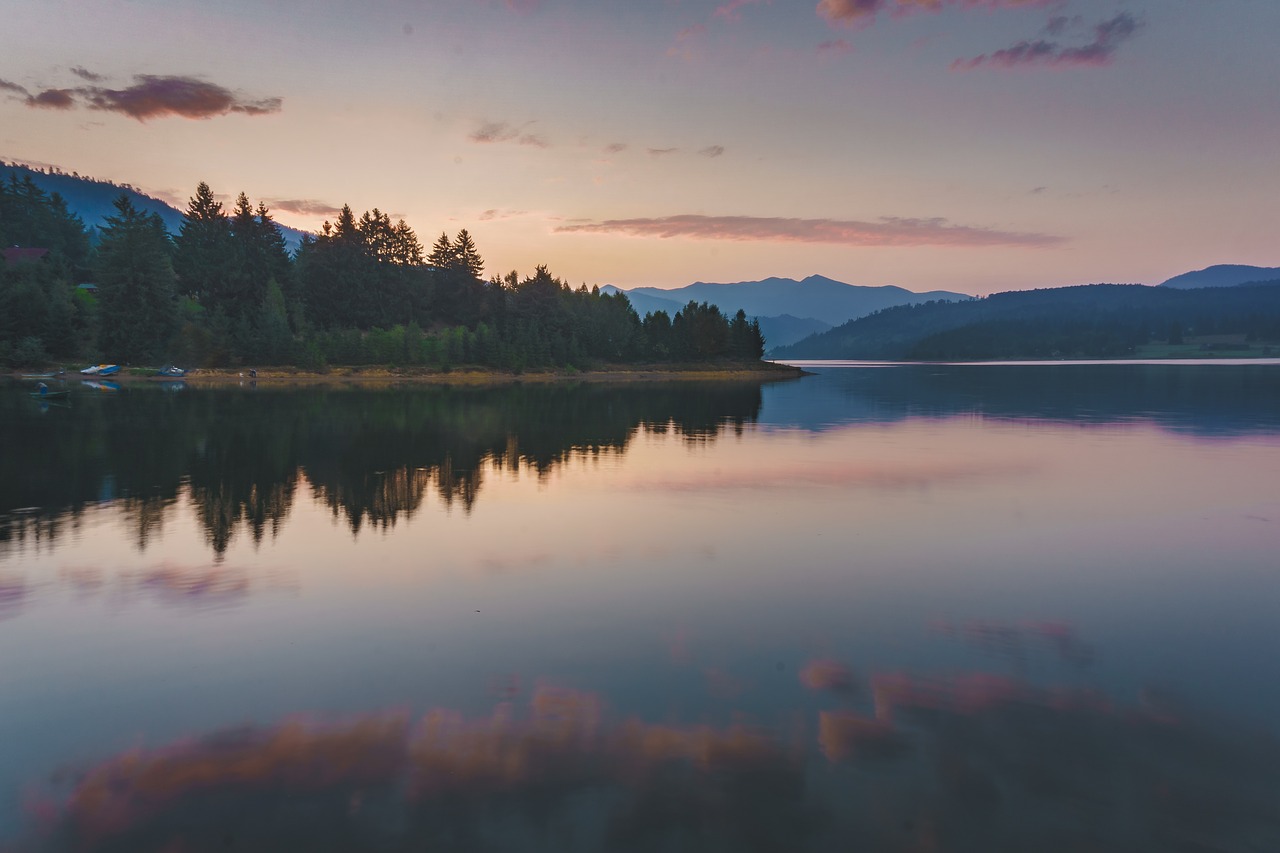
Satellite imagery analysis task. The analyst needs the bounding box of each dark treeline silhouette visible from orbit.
[0,381,762,559]
[1,178,764,369]
[774,283,1280,360]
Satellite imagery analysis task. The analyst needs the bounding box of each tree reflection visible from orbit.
[0,382,764,559]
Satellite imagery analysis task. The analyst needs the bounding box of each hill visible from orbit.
[604,275,968,349]
[772,282,1280,361]
[1,160,308,252]
[1159,264,1280,289]
[625,275,968,325]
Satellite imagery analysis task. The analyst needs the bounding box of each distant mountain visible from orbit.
[603,275,968,350]
[625,275,968,325]
[600,286,682,319]
[1,161,309,252]
[773,282,1280,361]
[754,315,833,350]
[1159,264,1280,289]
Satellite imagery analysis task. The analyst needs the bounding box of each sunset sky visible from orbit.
[1,0,1276,295]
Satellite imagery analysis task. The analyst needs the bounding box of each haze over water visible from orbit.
[3,363,1279,851]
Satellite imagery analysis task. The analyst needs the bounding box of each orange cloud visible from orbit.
[819,0,1050,28]
[799,659,859,693]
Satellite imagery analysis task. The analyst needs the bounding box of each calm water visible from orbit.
[2,363,1279,851]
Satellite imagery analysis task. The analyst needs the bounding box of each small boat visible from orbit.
[80,364,120,376]
[156,365,186,378]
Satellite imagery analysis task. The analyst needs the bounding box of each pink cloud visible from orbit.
[555,214,1062,248]
[952,12,1140,70]
[2,72,279,120]
[818,0,1051,29]
[264,198,343,217]
[77,75,281,120]
[469,120,550,148]
[27,88,75,109]
[714,0,768,22]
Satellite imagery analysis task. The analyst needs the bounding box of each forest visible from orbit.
[0,175,765,370]
[773,282,1280,361]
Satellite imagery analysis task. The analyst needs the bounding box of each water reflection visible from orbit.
[0,562,293,620]
[767,362,1280,436]
[0,382,764,559]
[13,663,1279,852]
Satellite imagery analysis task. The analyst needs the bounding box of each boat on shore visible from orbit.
[80,364,120,376]
[156,365,187,378]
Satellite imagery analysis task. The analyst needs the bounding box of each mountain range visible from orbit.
[604,276,969,349]
[771,279,1280,361]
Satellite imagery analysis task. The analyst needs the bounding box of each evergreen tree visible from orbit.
[96,195,178,363]
[426,232,453,269]
[392,220,424,266]
[452,228,484,280]
[173,182,233,304]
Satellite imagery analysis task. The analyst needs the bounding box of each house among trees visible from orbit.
[2,247,49,266]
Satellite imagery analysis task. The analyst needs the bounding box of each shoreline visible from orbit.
[11,361,808,387]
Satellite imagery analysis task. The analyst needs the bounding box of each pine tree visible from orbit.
[173,182,232,305]
[426,232,453,269]
[392,220,423,266]
[96,195,178,363]
[452,228,484,280]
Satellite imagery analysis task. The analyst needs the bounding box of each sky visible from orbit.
[1,0,1277,295]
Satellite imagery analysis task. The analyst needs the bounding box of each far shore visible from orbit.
[11,361,808,386]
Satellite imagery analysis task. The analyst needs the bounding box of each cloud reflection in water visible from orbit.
[13,673,1280,852]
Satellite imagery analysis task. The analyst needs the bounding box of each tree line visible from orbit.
[772,283,1280,361]
[1,176,764,369]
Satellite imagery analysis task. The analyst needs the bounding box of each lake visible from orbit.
[2,362,1279,851]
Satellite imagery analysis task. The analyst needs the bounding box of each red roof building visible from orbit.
[2,247,50,266]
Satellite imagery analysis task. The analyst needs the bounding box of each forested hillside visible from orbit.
[0,160,307,251]
[0,176,764,370]
[773,283,1280,361]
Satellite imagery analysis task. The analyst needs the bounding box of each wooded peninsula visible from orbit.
[0,176,766,374]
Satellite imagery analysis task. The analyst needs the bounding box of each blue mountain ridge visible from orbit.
[1158,264,1280,289]
[2,161,309,252]
[604,276,970,349]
